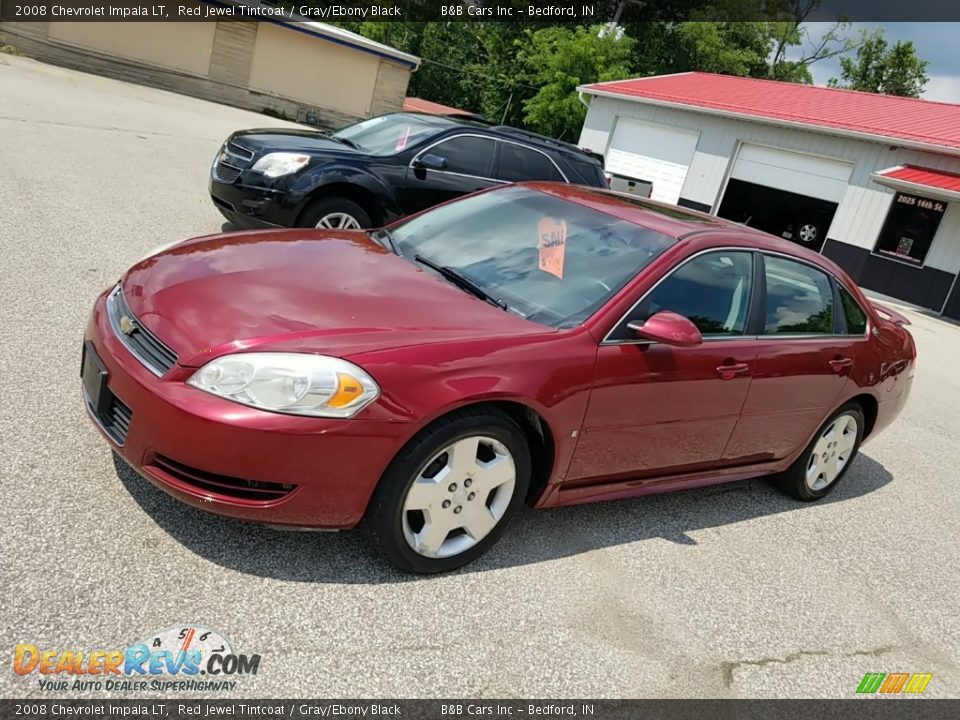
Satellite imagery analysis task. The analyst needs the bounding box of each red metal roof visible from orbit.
[877,165,960,193]
[582,72,960,153]
[402,97,470,115]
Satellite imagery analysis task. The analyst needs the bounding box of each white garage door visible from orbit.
[729,145,852,203]
[605,118,700,204]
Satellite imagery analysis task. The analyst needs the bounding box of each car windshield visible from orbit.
[332,114,441,155]
[389,186,677,328]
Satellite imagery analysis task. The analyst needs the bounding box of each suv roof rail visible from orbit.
[490,126,592,157]
[444,112,492,124]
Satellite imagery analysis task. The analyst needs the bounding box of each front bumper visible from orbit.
[209,175,302,229]
[83,289,411,528]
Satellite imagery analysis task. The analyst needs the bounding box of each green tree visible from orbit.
[516,25,636,139]
[829,28,929,97]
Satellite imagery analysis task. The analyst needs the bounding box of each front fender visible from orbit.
[291,165,401,220]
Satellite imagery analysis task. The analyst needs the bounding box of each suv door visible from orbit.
[397,135,499,214]
[721,253,853,465]
[567,250,760,484]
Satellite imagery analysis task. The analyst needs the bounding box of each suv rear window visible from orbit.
[564,156,606,186]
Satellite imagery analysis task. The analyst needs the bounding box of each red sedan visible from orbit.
[83,183,915,573]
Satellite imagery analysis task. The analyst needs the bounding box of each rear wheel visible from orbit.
[776,403,864,501]
[298,196,372,230]
[366,408,530,574]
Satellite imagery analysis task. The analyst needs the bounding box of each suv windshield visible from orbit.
[332,114,441,155]
[390,186,676,328]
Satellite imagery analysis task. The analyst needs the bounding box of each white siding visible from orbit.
[927,202,960,273]
[578,95,960,273]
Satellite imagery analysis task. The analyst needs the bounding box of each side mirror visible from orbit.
[413,153,447,171]
[627,311,702,347]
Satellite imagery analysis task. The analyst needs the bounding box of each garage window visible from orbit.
[762,256,834,335]
[620,251,754,337]
[873,192,946,267]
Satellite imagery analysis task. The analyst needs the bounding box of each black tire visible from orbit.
[776,402,865,501]
[365,407,531,574]
[297,196,372,230]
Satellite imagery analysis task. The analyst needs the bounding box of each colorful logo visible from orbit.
[857,672,933,695]
[13,625,260,692]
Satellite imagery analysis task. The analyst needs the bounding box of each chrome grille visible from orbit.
[213,162,242,183]
[107,286,178,376]
[213,141,254,184]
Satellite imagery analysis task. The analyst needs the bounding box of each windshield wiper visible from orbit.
[328,135,361,150]
[414,255,508,311]
[370,228,399,255]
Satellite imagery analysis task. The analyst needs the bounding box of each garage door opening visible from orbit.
[717,180,838,252]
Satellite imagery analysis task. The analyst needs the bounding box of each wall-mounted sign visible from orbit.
[874,192,946,266]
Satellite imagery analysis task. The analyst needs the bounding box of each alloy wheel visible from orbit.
[316,212,361,230]
[401,435,516,558]
[805,413,858,491]
[798,223,819,243]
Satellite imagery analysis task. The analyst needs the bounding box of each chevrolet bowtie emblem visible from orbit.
[119,315,135,336]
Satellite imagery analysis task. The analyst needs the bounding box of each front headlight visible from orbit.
[251,152,310,178]
[187,353,379,418]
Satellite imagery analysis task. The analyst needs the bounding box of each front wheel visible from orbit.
[776,403,865,501]
[366,408,531,574]
[298,196,372,230]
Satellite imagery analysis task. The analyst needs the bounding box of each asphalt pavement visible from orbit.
[1,55,958,699]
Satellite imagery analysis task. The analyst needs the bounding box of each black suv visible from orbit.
[209,113,607,230]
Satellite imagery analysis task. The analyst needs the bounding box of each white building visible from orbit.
[577,72,960,320]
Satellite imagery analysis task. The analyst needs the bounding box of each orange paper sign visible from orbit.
[537,218,567,279]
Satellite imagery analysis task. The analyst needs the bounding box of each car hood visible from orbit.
[231,128,362,157]
[121,230,545,367]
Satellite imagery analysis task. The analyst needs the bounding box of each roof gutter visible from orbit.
[578,85,960,160]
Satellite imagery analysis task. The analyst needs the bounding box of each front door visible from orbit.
[567,250,759,484]
[397,135,499,214]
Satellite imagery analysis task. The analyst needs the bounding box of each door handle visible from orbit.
[716,362,750,380]
[829,357,854,373]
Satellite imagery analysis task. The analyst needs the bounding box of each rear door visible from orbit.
[397,135,499,214]
[721,253,853,466]
[492,141,564,183]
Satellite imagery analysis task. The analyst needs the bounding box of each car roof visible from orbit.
[521,182,839,268]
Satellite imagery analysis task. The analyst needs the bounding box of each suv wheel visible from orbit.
[299,197,372,230]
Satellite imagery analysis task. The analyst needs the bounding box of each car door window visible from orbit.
[762,255,835,335]
[613,251,754,339]
[494,143,560,182]
[839,285,868,335]
[428,136,496,178]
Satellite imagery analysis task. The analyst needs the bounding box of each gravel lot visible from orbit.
[1,55,959,699]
